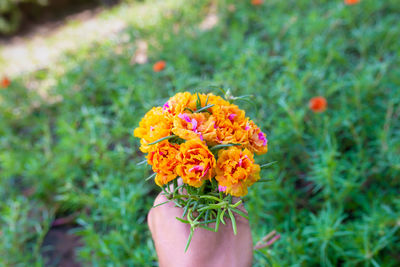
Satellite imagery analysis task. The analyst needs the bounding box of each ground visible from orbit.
[0,0,399,266]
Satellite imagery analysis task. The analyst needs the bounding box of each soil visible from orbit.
[0,1,126,76]
[41,225,83,267]
[1,0,119,40]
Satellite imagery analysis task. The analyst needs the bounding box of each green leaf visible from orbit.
[195,104,214,113]
[136,159,148,165]
[193,210,206,223]
[210,143,242,151]
[173,200,183,208]
[185,227,195,252]
[173,183,184,194]
[215,208,221,232]
[152,200,171,208]
[196,92,201,110]
[182,201,191,218]
[147,135,176,145]
[184,107,194,113]
[173,179,178,197]
[231,207,249,220]
[198,224,216,232]
[197,203,224,212]
[220,209,226,225]
[205,95,210,106]
[231,95,253,103]
[176,217,190,224]
[145,173,156,181]
[199,195,223,202]
[199,218,217,225]
[258,179,273,183]
[204,209,210,222]
[218,87,226,96]
[230,200,242,208]
[192,201,199,213]
[228,209,237,235]
[260,161,277,169]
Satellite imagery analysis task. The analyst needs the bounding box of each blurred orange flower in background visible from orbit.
[344,0,360,5]
[1,76,10,88]
[251,0,263,6]
[153,60,166,72]
[309,96,327,113]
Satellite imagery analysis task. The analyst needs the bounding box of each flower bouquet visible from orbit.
[134,91,270,251]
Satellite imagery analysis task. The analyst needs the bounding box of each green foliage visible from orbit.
[0,0,47,34]
[1,0,399,266]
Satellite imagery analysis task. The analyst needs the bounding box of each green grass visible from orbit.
[1,0,400,266]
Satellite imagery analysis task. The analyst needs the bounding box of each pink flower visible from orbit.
[258,132,267,146]
[202,166,210,177]
[178,113,191,123]
[228,113,237,122]
[238,154,249,167]
[191,118,198,131]
[218,185,227,192]
[189,165,204,172]
[163,102,170,112]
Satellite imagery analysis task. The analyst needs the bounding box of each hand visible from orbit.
[148,193,253,267]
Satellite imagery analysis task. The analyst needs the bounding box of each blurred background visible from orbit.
[1,0,399,266]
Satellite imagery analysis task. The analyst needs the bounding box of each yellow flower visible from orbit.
[176,139,216,187]
[245,120,268,155]
[133,107,173,152]
[147,141,180,186]
[215,147,260,197]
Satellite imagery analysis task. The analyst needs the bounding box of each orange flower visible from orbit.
[251,0,263,6]
[147,141,180,186]
[176,139,216,187]
[211,104,248,145]
[214,119,248,145]
[1,77,10,88]
[162,92,193,116]
[170,93,243,144]
[153,60,166,72]
[172,112,216,142]
[215,147,260,197]
[344,0,360,5]
[309,96,327,113]
[187,93,232,112]
[206,93,231,106]
[133,107,173,152]
[245,120,268,155]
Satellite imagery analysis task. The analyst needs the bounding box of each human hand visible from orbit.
[148,193,253,267]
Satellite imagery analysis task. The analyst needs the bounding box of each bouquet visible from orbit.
[134,91,269,251]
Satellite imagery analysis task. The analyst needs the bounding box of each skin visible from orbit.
[148,193,253,267]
